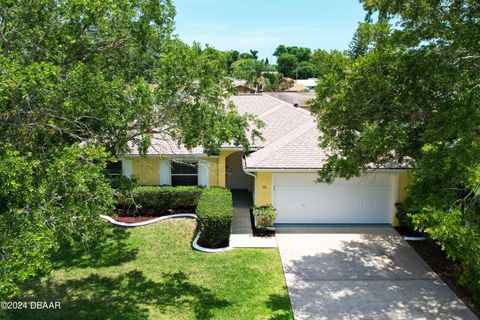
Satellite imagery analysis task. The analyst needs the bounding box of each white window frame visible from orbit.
[160,159,172,185]
[170,160,199,186]
[198,160,209,187]
[122,159,133,178]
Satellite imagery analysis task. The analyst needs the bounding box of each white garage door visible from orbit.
[272,173,395,224]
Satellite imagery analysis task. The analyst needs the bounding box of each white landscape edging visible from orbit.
[403,236,427,241]
[99,213,232,253]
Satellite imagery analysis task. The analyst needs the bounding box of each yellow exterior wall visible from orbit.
[206,157,219,187]
[256,172,272,206]
[125,156,222,187]
[392,172,411,226]
[398,171,411,202]
[126,157,160,185]
[218,150,235,187]
[392,175,400,226]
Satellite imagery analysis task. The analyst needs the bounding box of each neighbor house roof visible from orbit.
[265,92,315,108]
[286,82,306,92]
[233,79,247,87]
[232,79,255,94]
[296,78,317,88]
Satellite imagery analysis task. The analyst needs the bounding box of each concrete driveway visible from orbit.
[276,226,477,320]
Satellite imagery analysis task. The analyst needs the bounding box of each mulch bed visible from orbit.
[114,207,195,217]
[395,227,480,318]
[113,216,158,223]
[111,207,195,224]
[249,209,275,237]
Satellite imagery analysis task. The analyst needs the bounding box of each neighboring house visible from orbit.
[285,80,306,92]
[295,78,317,91]
[233,79,256,94]
[265,92,315,111]
[121,94,410,226]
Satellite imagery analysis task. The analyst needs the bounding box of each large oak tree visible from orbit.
[313,0,480,297]
[0,0,257,297]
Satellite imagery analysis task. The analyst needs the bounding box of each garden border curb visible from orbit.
[99,214,232,253]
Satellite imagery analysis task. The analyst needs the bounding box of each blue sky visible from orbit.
[173,0,367,62]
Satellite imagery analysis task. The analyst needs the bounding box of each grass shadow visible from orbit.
[265,293,293,320]
[51,227,138,269]
[8,270,230,320]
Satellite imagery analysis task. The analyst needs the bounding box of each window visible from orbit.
[171,161,198,186]
[106,161,122,177]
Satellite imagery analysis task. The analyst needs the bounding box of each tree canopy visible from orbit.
[310,49,351,80]
[0,0,257,298]
[312,0,480,297]
[276,53,298,78]
[231,58,277,92]
[274,45,316,79]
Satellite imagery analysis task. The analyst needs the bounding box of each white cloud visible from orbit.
[175,22,351,60]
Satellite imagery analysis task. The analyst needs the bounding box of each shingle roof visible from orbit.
[126,94,320,162]
[229,94,313,148]
[244,120,328,169]
[126,133,205,156]
[125,94,325,164]
[126,93,409,170]
[265,92,315,107]
[232,94,331,170]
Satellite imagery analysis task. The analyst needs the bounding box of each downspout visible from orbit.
[242,156,257,206]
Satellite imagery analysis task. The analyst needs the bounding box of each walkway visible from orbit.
[229,190,277,248]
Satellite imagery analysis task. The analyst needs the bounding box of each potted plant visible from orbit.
[252,205,277,230]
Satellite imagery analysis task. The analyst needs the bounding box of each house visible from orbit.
[232,79,256,94]
[285,80,306,92]
[121,94,410,226]
[294,78,317,91]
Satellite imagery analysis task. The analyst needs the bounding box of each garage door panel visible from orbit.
[273,174,394,224]
[274,186,322,223]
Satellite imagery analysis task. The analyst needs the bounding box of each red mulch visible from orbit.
[249,209,275,237]
[114,207,194,218]
[112,216,158,223]
[395,227,480,317]
[111,207,195,224]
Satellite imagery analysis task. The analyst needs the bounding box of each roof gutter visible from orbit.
[123,153,209,158]
[244,167,319,172]
[243,167,412,173]
[219,146,262,152]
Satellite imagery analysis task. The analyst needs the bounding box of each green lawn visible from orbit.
[4,219,292,320]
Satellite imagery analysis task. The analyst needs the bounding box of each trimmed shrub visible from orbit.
[253,205,277,229]
[131,186,203,211]
[196,187,233,248]
[413,208,480,303]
